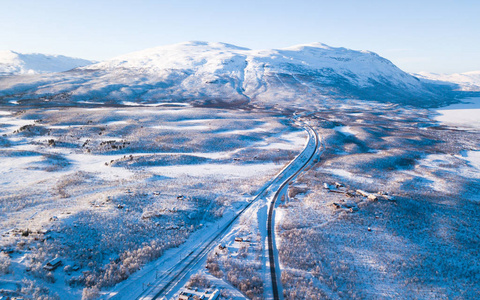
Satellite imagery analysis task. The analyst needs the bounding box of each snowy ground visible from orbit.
[434,96,480,130]
[0,106,305,299]
[432,97,480,201]
[272,100,480,299]
[1,97,478,300]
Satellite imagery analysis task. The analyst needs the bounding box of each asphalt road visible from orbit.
[267,125,319,300]
[121,123,321,300]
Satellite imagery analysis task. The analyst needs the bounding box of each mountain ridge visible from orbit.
[0,50,95,75]
[0,42,463,108]
[414,71,480,91]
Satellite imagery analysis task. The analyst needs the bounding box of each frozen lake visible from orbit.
[434,97,480,194]
[435,97,480,129]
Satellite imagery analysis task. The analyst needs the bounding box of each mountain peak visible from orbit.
[182,41,251,51]
[281,42,336,51]
[0,51,95,75]
[0,50,20,62]
[0,41,451,107]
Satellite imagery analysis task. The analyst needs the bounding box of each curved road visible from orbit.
[267,124,320,300]
[105,121,321,300]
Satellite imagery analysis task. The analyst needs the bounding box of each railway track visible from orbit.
[109,121,321,300]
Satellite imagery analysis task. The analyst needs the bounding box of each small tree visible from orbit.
[82,287,99,300]
[0,253,11,274]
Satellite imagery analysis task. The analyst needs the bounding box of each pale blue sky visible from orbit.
[1,0,478,73]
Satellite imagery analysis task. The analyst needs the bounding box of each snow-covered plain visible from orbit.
[434,96,480,129]
[0,106,306,299]
[274,100,480,299]
[432,97,480,199]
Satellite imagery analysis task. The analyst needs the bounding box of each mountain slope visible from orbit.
[0,50,95,75]
[414,71,480,91]
[0,42,455,108]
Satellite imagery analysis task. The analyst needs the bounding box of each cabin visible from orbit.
[178,288,219,300]
[44,258,62,271]
[356,189,370,197]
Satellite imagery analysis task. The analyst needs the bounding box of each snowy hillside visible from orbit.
[0,42,453,107]
[415,71,480,91]
[0,50,94,75]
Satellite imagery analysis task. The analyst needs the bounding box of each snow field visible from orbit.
[434,96,480,129]
[276,103,480,299]
[0,106,305,299]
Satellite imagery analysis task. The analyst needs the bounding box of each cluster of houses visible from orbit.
[323,181,395,213]
[323,181,394,201]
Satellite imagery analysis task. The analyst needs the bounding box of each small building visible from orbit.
[178,288,219,300]
[234,237,243,243]
[44,257,62,271]
[356,189,370,197]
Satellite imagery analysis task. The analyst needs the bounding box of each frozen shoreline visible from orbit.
[434,97,480,129]
[433,97,480,185]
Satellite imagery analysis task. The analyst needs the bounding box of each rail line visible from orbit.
[132,122,321,300]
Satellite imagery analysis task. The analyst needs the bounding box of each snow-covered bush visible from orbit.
[0,252,11,274]
[187,273,211,289]
[21,279,60,300]
[81,287,99,300]
[207,240,263,298]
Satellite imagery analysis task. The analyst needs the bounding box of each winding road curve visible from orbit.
[104,120,321,300]
[267,124,320,300]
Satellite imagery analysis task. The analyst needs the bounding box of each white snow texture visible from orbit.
[0,50,94,75]
[0,42,445,106]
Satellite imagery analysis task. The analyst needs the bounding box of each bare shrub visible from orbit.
[187,273,211,289]
[206,255,223,278]
[218,259,263,299]
[0,252,11,274]
[82,287,99,300]
[21,279,60,300]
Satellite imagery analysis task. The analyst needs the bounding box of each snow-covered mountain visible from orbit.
[0,50,94,75]
[0,42,456,108]
[414,71,480,91]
